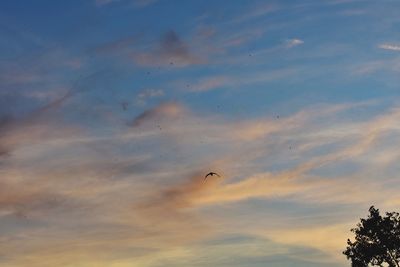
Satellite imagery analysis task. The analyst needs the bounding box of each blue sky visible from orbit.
[1,0,400,266]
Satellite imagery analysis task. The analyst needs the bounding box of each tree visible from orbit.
[343,206,400,267]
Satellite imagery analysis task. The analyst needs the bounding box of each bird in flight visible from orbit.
[204,172,221,180]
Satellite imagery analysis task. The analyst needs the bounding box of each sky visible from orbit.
[1,0,400,266]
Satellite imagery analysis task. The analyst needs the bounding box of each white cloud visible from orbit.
[4,98,400,266]
[378,43,400,51]
[286,38,304,48]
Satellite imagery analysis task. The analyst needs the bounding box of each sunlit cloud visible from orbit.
[178,68,299,93]
[2,98,400,266]
[3,1,400,266]
[265,224,350,263]
[130,102,185,127]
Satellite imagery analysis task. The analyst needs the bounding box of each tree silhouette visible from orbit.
[343,206,400,267]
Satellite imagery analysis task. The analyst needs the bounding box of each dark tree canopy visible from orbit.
[343,206,400,267]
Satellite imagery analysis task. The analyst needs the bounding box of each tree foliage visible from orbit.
[343,206,400,267]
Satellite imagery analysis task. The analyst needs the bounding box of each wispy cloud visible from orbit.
[351,58,400,75]
[230,3,279,24]
[265,223,350,263]
[0,70,105,163]
[2,98,400,266]
[135,88,164,106]
[133,30,204,67]
[186,76,229,92]
[130,102,184,127]
[379,43,400,51]
[179,68,299,92]
[285,38,304,48]
[5,1,400,266]
[339,8,367,16]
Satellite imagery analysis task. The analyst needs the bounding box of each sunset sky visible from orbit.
[1,0,400,266]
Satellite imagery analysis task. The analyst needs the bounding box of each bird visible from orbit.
[204,172,221,180]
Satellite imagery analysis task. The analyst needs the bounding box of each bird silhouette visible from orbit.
[204,172,221,181]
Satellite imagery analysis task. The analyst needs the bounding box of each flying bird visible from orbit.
[204,172,221,180]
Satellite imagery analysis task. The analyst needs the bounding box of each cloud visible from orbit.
[0,48,86,91]
[286,38,304,48]
[339,8,367,16]
[135,88,164,106]
[265,224,350,263]
[133,30,203,67]
[351,60,387,75]
[130,102,185,127]
[92,30,209,68]
[0,94,87,218]
[351,58,400,75]
[194,105,400,206]
[0,95,69,159]
[0,180,68,218]
[219,28,267,48]
[0,70,104,162]
[230,3,279,24]
[3,97,400,266]
[136,170,218,220]
[193,172,312,206]
[159,30,197,64]
[121,100,397,210]
[187,76,229,92]
[378,43,400,51]
[145,172,209,209]
[179,68,299,93]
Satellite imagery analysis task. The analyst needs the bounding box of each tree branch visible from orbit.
[387,249,399,267]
